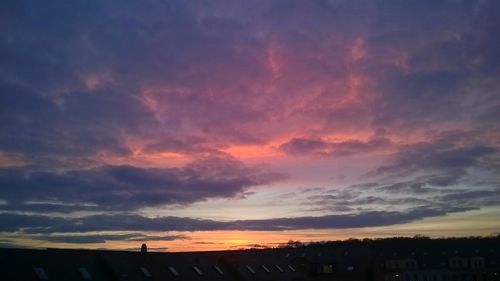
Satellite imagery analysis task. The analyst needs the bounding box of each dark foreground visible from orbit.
[1,237,499,281]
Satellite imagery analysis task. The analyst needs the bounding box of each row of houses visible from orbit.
[379,249,500,281]
[0,247,305,281]
[1,239,499,281]
[292,239,500,281]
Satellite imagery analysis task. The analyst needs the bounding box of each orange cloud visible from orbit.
[224,144,281,159]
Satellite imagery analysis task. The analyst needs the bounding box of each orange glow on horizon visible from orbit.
[141,230,344,252]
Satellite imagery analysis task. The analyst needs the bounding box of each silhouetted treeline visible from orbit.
[276,234,500,250]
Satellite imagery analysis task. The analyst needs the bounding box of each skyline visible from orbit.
[1,0,500,252]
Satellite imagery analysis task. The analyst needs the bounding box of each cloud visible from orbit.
[438,188,500,207]
[370,140,496,178]
[0,0,499,164]
[0,79,148,163]
[279,137,391,157]
[351,130,499,202]
[305,172,500,216]
[0,213,226,234]
[0,213,68,233]
[279,138,328,155]
[0,204,481,234]
[34,233,189,244]
[0,156,282,212]
[375,175,461,194]
[227,206,477,230]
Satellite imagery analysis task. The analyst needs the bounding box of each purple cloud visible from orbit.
[280,137,391,157]
[0,156,282,211]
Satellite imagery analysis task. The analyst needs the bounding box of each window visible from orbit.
[471,257,485,269]
[246,265,255,274]
[33,267,48,280]
[140,267,152,278]
[193,266,203,276]
[214,266,224,275]
[262,265,270,273]
[78,267,92,279]
[168,266,180,277]
[288,264,296,272]
[322,265,333,273]
[275,265,284,272]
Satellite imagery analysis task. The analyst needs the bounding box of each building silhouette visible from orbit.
[1,237,499,281]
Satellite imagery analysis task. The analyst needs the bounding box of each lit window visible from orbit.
[168,266,180,277]
[246,265,255,274]
[193,266,203,276]
[275,265,284,272]
[347,266,354,271]
[78,267,92,279]
[140,267,152,278]
[262,265,270,273]
[33,267,48,280]
[288,265,296,272]
[214,266,224,275]
[323,265,333,273]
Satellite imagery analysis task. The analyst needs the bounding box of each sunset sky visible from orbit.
[1,0,499,252]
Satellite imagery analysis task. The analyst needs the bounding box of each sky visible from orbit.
[0,0,499,252]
